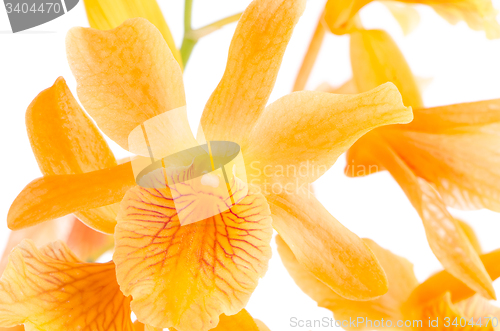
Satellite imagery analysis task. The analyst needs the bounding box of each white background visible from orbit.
[1,0,500,330]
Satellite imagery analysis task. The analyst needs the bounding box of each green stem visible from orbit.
[180,0,242,67]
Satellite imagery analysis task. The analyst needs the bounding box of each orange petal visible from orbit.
[457,219,482,255]
[0,216,75,275]
[405,99,500,133]
[414,292,498,331]
[350,29,423,108]
[404,248,500,310]
[245,83,412,186]
[200,0,306,145]
[25,76,120,233]
[269,190,388,300]
[0,240,133,330]
[372,135,495,300]
[277,235,418,324]
[113,171,272,331]
[387,125,500,212]
[325,0,500,38]
[66,18,186,150]
[8,162,135,234]
[82,0,182,66]
[26,77,116,175]
[345,131,386,178]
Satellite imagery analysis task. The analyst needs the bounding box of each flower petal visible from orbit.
[25,76,120,233]
[277,235,417,324]
[200,0,305,145]
[66,18,186,150]
[0,240,133,330]
[414,292,498,331]
[268,191,388,300]
[113,172,272,331]
[404,248,500,310]
[371,135,495,300]
[387,127,500,212]
[26,77,116,175]
[245,83,412,185]
[350,29,423,108]
[8,162,136,233]
[82,0,182,66]
[457,219,482,255]
[0,216,74,275]
[382,2,420,35]
[325,0,500,38]
[405,99,500,132]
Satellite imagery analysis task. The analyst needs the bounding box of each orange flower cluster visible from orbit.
[0,0,499,330]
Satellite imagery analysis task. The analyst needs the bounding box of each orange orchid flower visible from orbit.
[334,27,500,301]
[3,0,415,329]
[277,234,500,331]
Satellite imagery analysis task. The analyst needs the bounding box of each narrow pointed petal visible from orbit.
[82,0,182,66]
[372,136,495,300]
[8,162,136,234]
[66,18,186,150]
[350,29,423,108]
[269,191,388,300]
[25,76,120,232]
[277,236,417,323]
[456,219,482,254]
[405,99,500,132]
[345,132,385,178]
[200,0,306,145]
[388,126,500,212]
[113,171,272,331]
[404,249,500,310]
[245,83,412,185]
[0,240,133,330]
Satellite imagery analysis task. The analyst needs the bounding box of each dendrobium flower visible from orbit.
[3,0,414,329]
[277,234,500,331]
[331,27,500,302]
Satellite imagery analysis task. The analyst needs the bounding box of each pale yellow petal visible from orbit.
[245,83,412,186]
[277,236,418,328]
[66,18,186,150]
[0,240,133,330]
[269,191,388,300]
[82,0,182,66]
[200,0,306,146]
[113,170,272,331]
